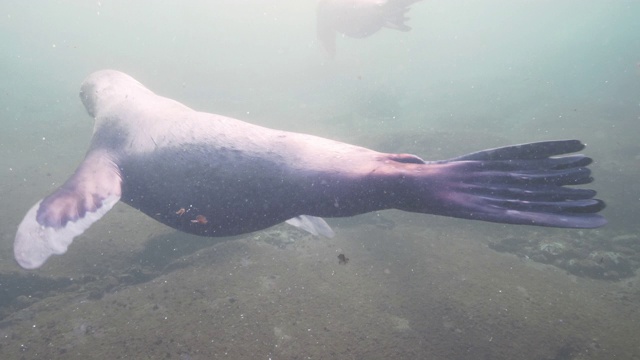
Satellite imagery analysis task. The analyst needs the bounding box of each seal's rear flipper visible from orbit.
[399,140,606,228]
[286,215,335,238]
[14,151,121,269]
[383,0,418,32]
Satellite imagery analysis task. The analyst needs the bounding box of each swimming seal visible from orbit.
[14,70,606,269]
[317,0,423,56]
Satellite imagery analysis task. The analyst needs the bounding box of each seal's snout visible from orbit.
[79,70,151,118]
[79,86,97,118]
[79,70,115,118]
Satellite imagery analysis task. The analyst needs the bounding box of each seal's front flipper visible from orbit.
[286,215,335,238]
[399,140,606,228]
[14,151,122,269]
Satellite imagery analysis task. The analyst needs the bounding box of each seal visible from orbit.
[317,0,423,56]
[14,70,606,269]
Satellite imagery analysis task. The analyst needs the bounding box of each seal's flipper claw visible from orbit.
[14,151,121,269]
[399,140,606,228]
[286,215,335,238]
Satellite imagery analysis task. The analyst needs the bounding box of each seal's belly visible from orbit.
[117,142,365,236]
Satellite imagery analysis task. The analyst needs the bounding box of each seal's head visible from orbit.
[80,70,150,118]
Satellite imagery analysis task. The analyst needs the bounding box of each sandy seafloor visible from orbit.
[0,209,639,359]
[1,1,640,359]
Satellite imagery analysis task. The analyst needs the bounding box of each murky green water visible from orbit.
[1,1,639,359]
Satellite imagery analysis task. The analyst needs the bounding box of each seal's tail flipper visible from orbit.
[14,151,122,269]
[398,140,606,228]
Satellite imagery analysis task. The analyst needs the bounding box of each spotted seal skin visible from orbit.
[14,70,605,269]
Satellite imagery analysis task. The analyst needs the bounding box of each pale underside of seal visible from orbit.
[14,70,606,269]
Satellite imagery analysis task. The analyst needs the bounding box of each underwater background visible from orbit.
[0,1,639,359]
